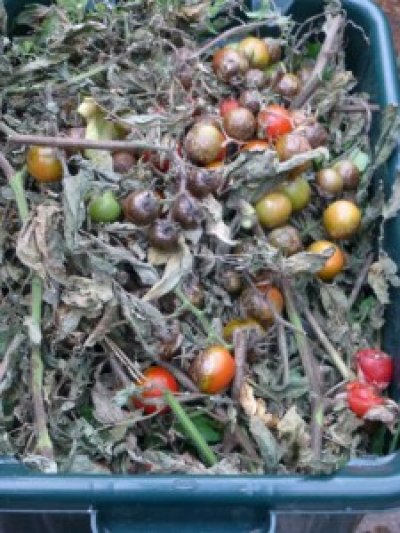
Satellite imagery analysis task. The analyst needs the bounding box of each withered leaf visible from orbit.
[16,203,66,283]
[143,240,192,301]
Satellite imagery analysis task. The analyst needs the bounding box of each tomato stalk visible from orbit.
[282,278,324,460]
[163,390,218,467]
[174,287,228,347]
[7,159,55,461]
[302,306,354,381]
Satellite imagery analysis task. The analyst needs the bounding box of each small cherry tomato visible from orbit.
[238,36,270,69]
[356,349,393,390]
[276,73,300,99]
[307,240,345,281]
[268,225,303,256]
[190,345,235,394]
[219,98,241,118]
[258,105,293,139]
[27,146,63,183]
[212,47,249,82]
[240,285,284,326]
[275,133,311,162]
[279,176,311,212]
[255,192,292,229]
[132,366,179,414]
[334,160,360,191]
[185,121,225,166]
[223,318,264,342]
[223,107,256,141]
[88,190,121,223]
[323,200,361,239]
[346,381,384,417]
[316,168,343,195]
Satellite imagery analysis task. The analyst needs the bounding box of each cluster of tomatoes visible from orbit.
[24,35,393,419]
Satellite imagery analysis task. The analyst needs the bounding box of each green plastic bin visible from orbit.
[1,0,400,531]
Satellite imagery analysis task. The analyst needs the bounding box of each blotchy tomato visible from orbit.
[307,240,345,281]
[257,105,293,140]
[132,366,179,414]
[223,318,264,342]
[219,98,241,118]
[190,345,235,394]
[27,146,63,183]
[356,349,393,390]
[346,381,384,417]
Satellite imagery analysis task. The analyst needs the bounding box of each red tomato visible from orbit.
[346,381,384,417]
[219,98,241,118]
[257,104,293,140]
[132,366,179,414]
[356,349,393,390]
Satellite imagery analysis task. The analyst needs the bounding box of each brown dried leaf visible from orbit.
[16,203,66,283]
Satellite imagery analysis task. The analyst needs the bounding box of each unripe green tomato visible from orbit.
[279,177,311,212]
[88,191,121,223]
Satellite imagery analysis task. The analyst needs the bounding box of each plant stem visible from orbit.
[163,390,217,467]
[174,287,228,346]
[31,276,54,459]
[232,330,247,401]
[8,134,171,153]
[291,15,344,109]
[346,254,373,311]
[9,166,29,223]
[282,278,323,459]
[5,154,54,460]
[302,306,353,381]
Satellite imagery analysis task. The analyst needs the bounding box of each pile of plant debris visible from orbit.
[0,0,400,475]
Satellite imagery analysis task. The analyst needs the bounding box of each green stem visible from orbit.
[163,390,217,467]
[10,165,54,460]
[174,287,228,347]
[9,166,29,223]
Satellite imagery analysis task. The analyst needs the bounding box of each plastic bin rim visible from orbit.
[1,0,400,514]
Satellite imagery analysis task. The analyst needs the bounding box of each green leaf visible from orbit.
[177,413,223,444]
[306,42,321,59]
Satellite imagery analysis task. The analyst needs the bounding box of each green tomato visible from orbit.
[279,176,311,212]
[88,190,121,223]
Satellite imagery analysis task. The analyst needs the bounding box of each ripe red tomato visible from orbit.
[257,105,293,140]
[132,366,179,414]
[356,349,393,390]
[346,381,384,417]
[219,98,240,118]
[190,345,235,394]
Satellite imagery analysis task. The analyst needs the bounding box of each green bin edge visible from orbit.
[1,0,400,518]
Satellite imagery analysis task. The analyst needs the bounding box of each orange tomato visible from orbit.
[190,345,235,394]
[242,139,269,152]
[27,146,63,183]
[307,240,345,281]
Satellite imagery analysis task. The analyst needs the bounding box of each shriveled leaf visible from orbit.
[368,255,400,304]
[61,276,113,315]
[16,203,66,283]
[202,195,238,245]
[383,171,400,220]
[143,240,192,301]
[249,416,281,468]
[63,169,92,250]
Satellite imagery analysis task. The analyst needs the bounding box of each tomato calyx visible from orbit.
[356,349,393,390]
